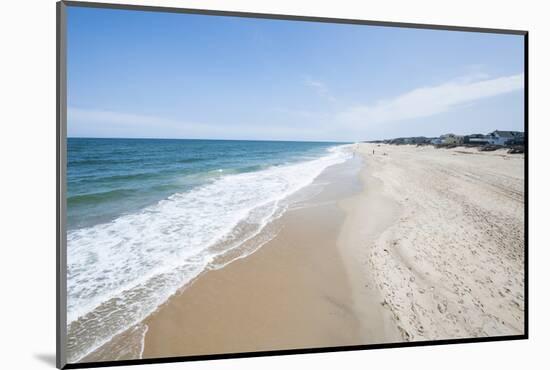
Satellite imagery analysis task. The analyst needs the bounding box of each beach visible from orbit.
[140,154,402,359]
[80,143,524,362]
[355,144,525,340]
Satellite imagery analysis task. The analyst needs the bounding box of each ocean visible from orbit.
[66,138,352,362]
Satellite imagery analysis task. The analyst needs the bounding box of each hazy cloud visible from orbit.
[337,73,524,126]
[69,108,177,127]
[67,107,325,140]
[68,73,523,141]
[68,108,225,138]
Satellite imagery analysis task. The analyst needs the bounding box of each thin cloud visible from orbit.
[69,108,176,127]
[337,73,524,126]
[68,108,223,138]
[68,73,523,141]
[67,107,325,140]
[304,77,337,102]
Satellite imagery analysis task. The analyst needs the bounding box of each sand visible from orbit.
[140,156,401,359]
[357,143,525,340]
[81,143,525,362]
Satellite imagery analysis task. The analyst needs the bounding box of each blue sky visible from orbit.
[67,6,525,142]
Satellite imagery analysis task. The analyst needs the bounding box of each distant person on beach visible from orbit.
[373,149,375,155]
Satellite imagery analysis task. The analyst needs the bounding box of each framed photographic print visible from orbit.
[57,1,527,368]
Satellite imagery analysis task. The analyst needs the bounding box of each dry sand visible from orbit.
[82,143,525,362]
[357,143,525,340]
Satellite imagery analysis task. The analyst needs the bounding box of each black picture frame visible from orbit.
[56,1,529,368]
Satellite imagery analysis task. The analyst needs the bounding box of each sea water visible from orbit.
[66,138,352,362]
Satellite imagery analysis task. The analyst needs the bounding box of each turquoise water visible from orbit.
[68,138,341,230]
[66,137,352,362]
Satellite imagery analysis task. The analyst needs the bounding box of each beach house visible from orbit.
[487,130,524,146]
[464,134,490,145]
[441,133,464,145]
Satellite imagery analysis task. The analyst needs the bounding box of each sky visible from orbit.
[67,6,525,142]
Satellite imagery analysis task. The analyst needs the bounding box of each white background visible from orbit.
[0,0,547,369]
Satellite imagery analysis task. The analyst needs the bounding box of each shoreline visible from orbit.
[81,151,374,361]
[79,142,524,362]
[68,143,353,363]
[140,153,401,358]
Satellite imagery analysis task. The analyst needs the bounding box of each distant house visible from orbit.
[487,130,524,146]
[387,136,432,145]
[388,137,405,144]
[441,133,464,145]
[464,134,490,145]
[410,137,431,145]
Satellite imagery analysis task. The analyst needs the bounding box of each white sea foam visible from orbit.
[66,144,352,362]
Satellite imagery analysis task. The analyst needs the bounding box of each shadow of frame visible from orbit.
[34,353,56,367]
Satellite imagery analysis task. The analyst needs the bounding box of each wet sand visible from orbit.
[141,156,401,358]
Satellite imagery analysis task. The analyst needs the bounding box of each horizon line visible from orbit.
[66,136,353,144]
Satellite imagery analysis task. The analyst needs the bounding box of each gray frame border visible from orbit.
[62,0,527,34]
[57,1,68,369]
[56,1,528,369]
